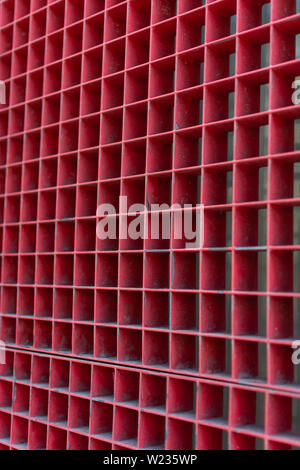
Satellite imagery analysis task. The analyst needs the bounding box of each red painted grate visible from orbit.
[0,0,300,450]
[0,350,300,450]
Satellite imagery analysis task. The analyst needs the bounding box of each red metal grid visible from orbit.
[0,0,300,450]
[0,350,299,450]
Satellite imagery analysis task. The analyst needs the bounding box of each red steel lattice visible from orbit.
[0,0,300,450]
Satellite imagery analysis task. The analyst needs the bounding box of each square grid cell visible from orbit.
[0,0,300,451]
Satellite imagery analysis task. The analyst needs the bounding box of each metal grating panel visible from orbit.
[0,350,300,450]
[0,0,300,450]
